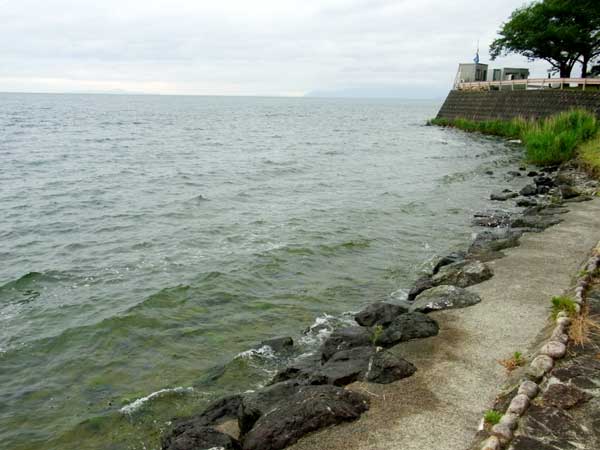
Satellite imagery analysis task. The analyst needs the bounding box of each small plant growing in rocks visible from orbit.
[551,296,577,321]
[483,410,503,425]
[371,324,384,346]
[499,351,525,372]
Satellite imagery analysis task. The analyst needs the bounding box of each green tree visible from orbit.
[490,0,600,78]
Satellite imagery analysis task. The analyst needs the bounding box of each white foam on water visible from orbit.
[235,345,276,360]
[120,386,194,415]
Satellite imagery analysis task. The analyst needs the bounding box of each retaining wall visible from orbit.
[436,89,600,121]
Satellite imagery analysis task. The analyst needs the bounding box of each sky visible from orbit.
[0,0,559,98]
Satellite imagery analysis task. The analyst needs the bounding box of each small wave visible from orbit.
[120,386,194,414]
[235,345,276,361]
[299,312,357,346]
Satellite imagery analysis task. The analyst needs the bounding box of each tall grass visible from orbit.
[431,110,599,166]
[575,135,600,178]
[522,110,598,165]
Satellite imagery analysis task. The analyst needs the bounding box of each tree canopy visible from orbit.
[490,0,600,78]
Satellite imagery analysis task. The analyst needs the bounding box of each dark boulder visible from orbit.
[320,326,372,362]
[407,275,434,301]
[527,171,538,177]
[319,346,375,385]
[468,229,521,257]
[166,395,242,435]
[491,191,518,201]
[411,285,481,313]
[536,185,550,195]
[432,260,493,288]
[355,302,408,327]
[432,251,467,275]
[162,425,241,450]
[269,353,324,385]
[520,184,538,196]
[238,380,306,436]
[516,197,537,207]
[365,350,416,384]
[377,312,439,347]
[472,210,514,227]
[560,184,580,199]
[241,385,369,450]
[261,337,293,352]
[534,175,554,187]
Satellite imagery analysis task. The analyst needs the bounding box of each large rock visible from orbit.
[411,285,481,313]
[472,210,515,227]
[491,191,518,201]
[269,353,324,385]
[432,260,493,288]
[355,302,408,327]
[520,184,538,196]
[238,380,306,436]
[319,346,375,385]
[560,184,580,199]
[407,275,434,301]
[365,350,416,383]
[511,215,561,230]
[320,326,372,362]
[468,229,522,256]
[162,425,241,450]
[241,385,369,450]
[166,395,242,435]
[377,312,439,347]
[534,175,555,187]
[432,251,466,274]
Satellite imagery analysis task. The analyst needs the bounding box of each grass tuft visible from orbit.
[483,410,503,425]
[578,135,600,179]
[551,296,577,321]
[569,303,600,346]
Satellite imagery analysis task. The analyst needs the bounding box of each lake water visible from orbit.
[0,94,525,450]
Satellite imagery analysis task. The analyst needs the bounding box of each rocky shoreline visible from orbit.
[160,162,599,450]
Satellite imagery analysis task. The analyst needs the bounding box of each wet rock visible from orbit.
[365,350,416,383]
[320,327,372,362]
[468,229,521,256]
[507,171,522,177]
[526,171,539,177]
[162,425,241,450]
[261,337,293,352]
[536,185,551,195]
[520,184,538,196]
[516,197,537,207]
[355,302,408,327]
[238,380,306,435]
[407,275,434,301]
[541,383,591,409]
[485,170,494,175]
[472,210,514,227]
[270,353,324,385]
[241,385,369,450]
[167,395,242,434]
[560,185,580,199]
[491,191,518,201]
[319,346,375,386]
[534,176,554,187]
[411,285,481,313]
[511,215,561,230]
[432,251,467,275]
[432,260,493,288]
[377,312,439,347]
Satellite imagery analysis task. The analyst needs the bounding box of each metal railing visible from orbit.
[456,77,600,91]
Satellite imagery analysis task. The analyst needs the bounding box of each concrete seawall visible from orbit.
[436,90,600,122]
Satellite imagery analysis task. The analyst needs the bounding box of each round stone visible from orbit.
[541,341,566,359]
[518,380,539,399]
[491,423,513,443]
[481,435,501,450]
[507,394,529,415]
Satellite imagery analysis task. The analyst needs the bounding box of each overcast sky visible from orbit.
[0,0,556,97]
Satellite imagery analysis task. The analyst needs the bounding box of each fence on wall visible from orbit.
[455,78,600,91]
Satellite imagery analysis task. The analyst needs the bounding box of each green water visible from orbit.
[0,94,526,449]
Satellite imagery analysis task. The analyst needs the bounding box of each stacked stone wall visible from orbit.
[436,90,600,121]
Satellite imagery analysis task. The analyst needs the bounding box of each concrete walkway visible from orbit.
[289,197,600,450]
